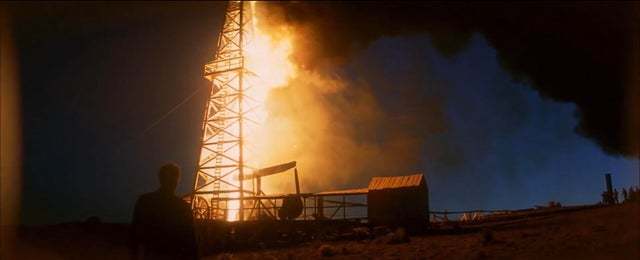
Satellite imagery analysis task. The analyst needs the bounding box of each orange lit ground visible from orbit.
[11,202,639,259]
[208,202,640,259]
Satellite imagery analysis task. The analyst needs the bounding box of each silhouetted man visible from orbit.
[130,163,197,260]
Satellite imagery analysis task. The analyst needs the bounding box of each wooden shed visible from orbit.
[367,174,429,227]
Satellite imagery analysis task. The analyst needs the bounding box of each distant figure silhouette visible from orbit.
[130,163,197,260]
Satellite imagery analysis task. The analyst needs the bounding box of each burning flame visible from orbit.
[226,1,296,221]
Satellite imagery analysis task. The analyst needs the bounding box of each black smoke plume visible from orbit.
[268,2,639,157]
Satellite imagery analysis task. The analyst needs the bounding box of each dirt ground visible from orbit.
[206,203,640,260]
[8,202,639,259]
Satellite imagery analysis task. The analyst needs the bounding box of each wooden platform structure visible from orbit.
[186,173,428,223]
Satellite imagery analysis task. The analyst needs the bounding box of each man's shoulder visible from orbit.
[135,191,190,208]
[170,195,190,208]
[138,191,157,199]
[136,191,162,204]
[139,191,186,202]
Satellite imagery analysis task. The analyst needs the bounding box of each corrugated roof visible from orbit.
[368,174,424,191]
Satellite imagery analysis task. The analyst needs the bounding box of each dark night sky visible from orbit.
[6,2,639,224]
[10,2,226,224]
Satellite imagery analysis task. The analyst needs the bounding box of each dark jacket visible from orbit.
[130,189,197,260]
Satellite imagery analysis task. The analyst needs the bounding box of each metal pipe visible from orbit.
[294,168,300,195]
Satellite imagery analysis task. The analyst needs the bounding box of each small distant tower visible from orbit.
[191,0,253,221]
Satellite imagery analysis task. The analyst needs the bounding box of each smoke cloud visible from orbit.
[262,2,639,158]
[253,4,447,192]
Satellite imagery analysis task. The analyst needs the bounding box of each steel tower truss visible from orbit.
[192,1,258,221]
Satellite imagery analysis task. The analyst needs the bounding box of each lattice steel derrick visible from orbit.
[192,0,254,221]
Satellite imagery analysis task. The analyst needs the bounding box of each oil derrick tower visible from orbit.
[192,0,254,221]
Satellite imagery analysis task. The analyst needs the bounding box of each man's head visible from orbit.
[158,163,180,193]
